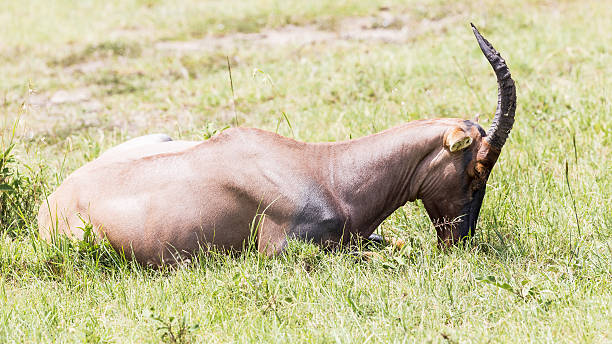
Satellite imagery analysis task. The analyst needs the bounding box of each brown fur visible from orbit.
[38,120,492,265]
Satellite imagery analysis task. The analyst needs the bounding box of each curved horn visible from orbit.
[471,23,516,150]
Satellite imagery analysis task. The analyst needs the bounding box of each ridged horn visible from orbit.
[471,23,516,150]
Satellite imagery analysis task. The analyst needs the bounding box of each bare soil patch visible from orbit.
[155,14,459,51]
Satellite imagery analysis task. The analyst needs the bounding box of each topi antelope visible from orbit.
[38,24,516,266]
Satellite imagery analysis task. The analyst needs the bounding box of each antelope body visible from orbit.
[38,25,516,265]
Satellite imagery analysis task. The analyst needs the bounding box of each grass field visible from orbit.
[1,0,610,342]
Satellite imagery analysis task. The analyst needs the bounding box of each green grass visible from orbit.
[1,0,610,342]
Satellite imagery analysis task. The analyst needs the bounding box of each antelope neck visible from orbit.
[326,122,447,236]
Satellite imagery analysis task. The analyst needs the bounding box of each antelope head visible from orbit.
[418,24,516,245]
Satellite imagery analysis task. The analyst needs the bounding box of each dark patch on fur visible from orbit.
[290,186,346,245]
[462,120,487,137]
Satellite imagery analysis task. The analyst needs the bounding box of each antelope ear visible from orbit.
[445,128,473,152]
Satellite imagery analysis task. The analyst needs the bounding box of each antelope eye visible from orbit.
[474,162,487,177]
